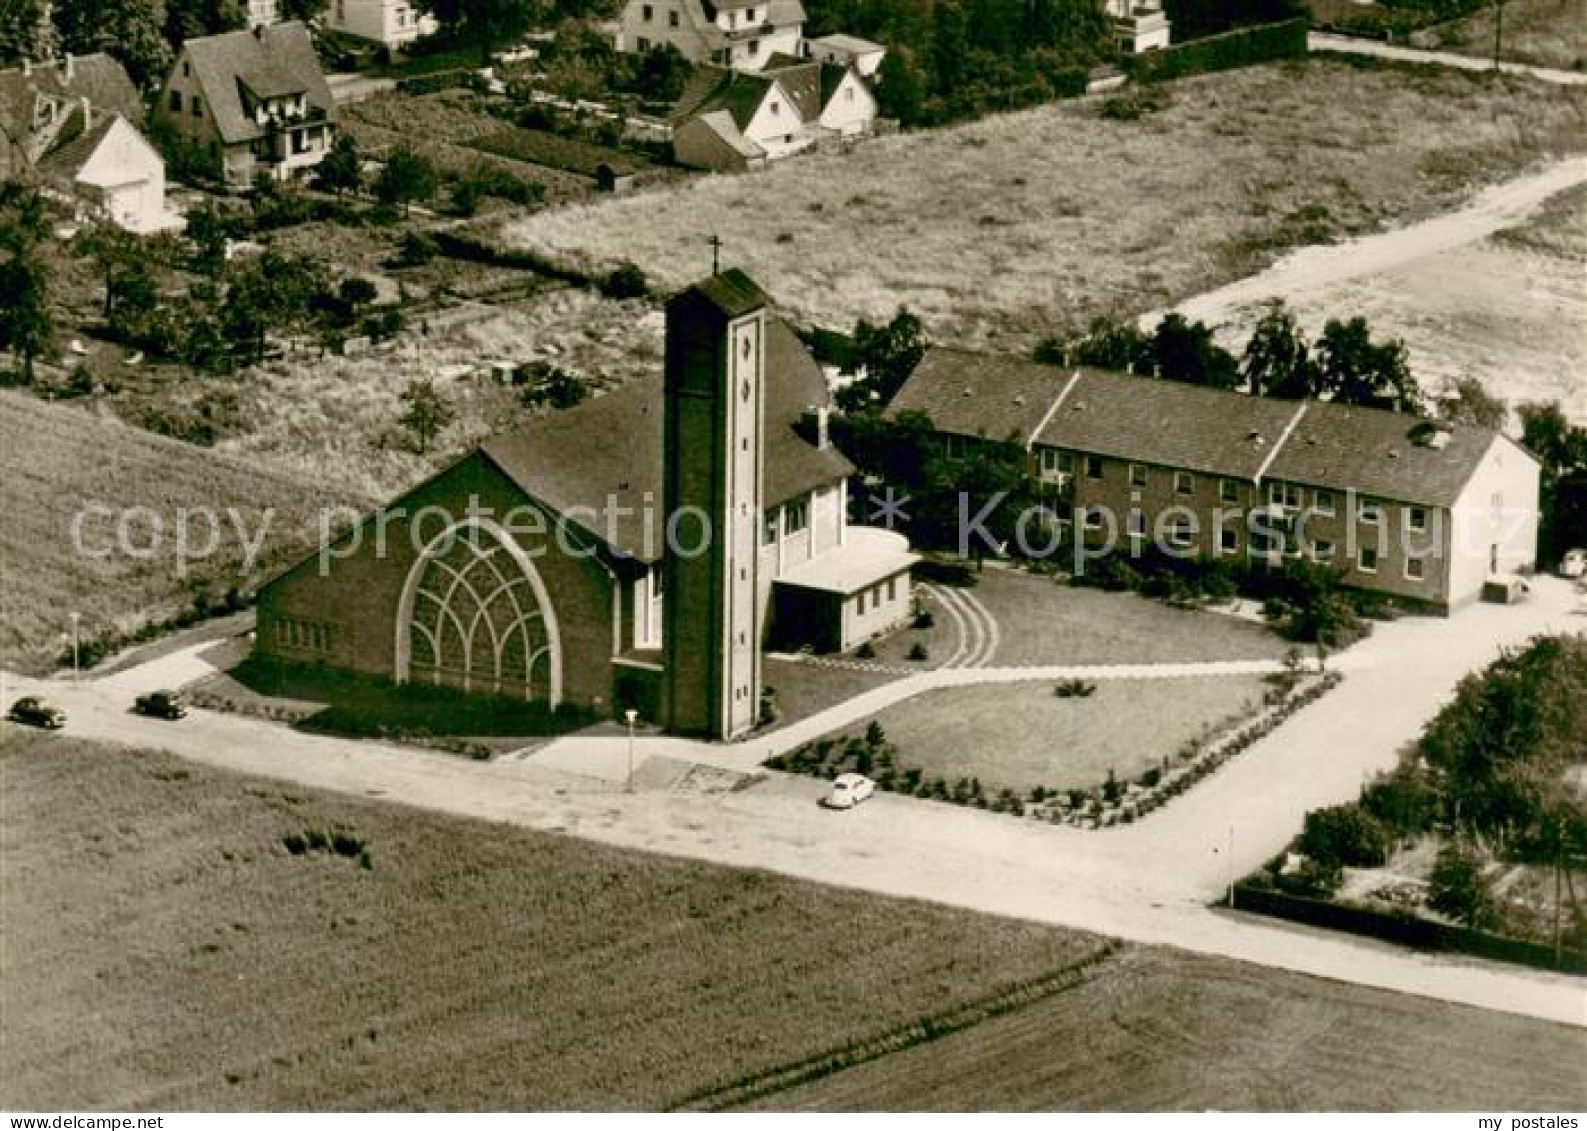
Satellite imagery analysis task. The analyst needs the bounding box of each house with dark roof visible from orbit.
[256,271,916,738]
[891,347,1539,611]
[670,54,876,171]
[153,21,336,187]
[617,0,807,71]
[321,0,439,50]
[0,53,174,232]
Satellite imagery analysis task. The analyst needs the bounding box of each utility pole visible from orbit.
[69,611,80,682]
[625,708,638,793]
[1492,0,1505,71]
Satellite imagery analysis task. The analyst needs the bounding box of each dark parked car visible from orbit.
[134,691,187,720]
[8,696,65,729]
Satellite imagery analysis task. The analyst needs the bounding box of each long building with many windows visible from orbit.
[890,348,1540,610]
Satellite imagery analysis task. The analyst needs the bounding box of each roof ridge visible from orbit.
[1254,400,1308,485]
[1026,368,1083,450]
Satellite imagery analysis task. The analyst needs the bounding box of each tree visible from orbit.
[163,0,245,44]
[1298,805,1389,869]
[0,182,53,382]
[1069,315,1151,373]
[1428,840,1499,930]
[52,0,172,89]
[398,378,455,453]
[315,134,364,198]
[184,201,231,276]
[630,43,691,102]
[338,275,378,312]
[1437,375,1507,431]
[874,48,925,124]
[221,250,326,363]
[1519,400,1587,566]
[1150,313,1238,389]
[278,0,328,19]
[416,0,543,62]
[0,0,57,64]
[374,146,438,216]
[77,223,142,320]
[852,309,928,405]
[1315,316,1422,413]
[1241,299,1318,399]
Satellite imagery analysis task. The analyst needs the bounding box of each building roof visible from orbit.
[35,109,118,179]
[889,347,1076,446]
[678,267,770,319]
[1262,401,1505,507]
[0,53,143,172]
[807,32,885,54]
[891,346,1522,507]
[682,109,766,160]
[483,316,852,562]
[672,66,776,127]
[177,21,334,145]
[1037,368,1304,481]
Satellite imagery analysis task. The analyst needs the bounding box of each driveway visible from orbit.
[3,578,1584,1028]
[1309,32,1587,87]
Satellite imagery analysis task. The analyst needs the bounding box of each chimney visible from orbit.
[64,52,73,81]
[817,404,830,451]
[80,95,91,124]
[22,58,31,77]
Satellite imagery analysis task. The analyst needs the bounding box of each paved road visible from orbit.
[1310,31,1587,86]
[1146,155,1587,334]
[4,580,1585,1027]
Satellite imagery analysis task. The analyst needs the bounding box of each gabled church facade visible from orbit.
[255,272,916,739]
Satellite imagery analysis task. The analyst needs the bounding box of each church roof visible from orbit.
[483,316,851,562]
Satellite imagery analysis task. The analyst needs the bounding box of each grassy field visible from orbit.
[748,946,1587,1111]
[869,569,1287,669]
[502,58,1587,346]
[0,392,356,674]
[836,676,1268,794]
[1211,177,1587,421]
[7,734,1584,1112]
[0,734,1101,1110]
[1419,0,1587,72]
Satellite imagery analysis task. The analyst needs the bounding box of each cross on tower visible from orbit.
[708,233,723,275]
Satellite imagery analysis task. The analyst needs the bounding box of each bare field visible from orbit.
[1420,0,1587,72]
[750,946,1587,1111]
[502,59,1587,346]
[845,676,1269,795]
[1211,180,1587,421]
[0,734,1100,1110]
[0,392,350,673]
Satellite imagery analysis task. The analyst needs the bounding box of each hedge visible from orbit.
[1231,883,1587,974]
[1128,18,1309,82]
[430,230,594,287]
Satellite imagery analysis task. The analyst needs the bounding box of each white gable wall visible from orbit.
[818,69,875,137]
[1445,434,1541,608]
[74,117,168,232]
[742,80,811,158]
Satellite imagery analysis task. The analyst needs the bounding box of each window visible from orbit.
[169,90,182,112]
[191,95,202,117]
[1358,545,1379,573]
[856,589,866,614]
[1167,517,1194,549]
[784,498,808,533]
[845,85,855,102]
[749,38,761,55]
[1220,528,1238,554]
[182,60,190,77]
[887,577,897,602]
[1220,479,1241,504]
[1175,471,1195,496]
[1312,539,1335,563]
[1039,448,1072,480]
[637,36,650,49]
[1358,497,1383,525]
[1314,489,1335,517]
[1084,454,1104,480]
[642,3,653,18]
[745,6,756,17]
[1407,506,1428,533]
[1083,507,1104,531]
[761,510,778,546]
[669,9,679,25]
[1127,512,1146,539]
[1129,463,1147,488]
[768,98,779,116]
[1405,557,1426,581]
[1268,481,1301,510]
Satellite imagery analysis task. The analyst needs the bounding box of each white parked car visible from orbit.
[1559,548,1586,580]
[825,773,876,810]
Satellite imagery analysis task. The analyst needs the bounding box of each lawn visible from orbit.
[0,391,357,674]
[0,734,1102,1111]
[747,946,1587,1111]
[841,676,1269,795]
[501,58,1587,346]
[869,568,1287,669]
[1418,0,1587,72]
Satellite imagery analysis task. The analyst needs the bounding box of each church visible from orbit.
[255,271,918,739]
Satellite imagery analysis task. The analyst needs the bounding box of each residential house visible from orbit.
[1102,0,1171,53]
[322,0,439,49]
[0,53,175,232]
[247,0,281,27]
[670,54,876,171]
[154,21,337,188]
[890,348,1539,611]
[803,33,885,78]
[256,270,916,739]
[616,0,806,71]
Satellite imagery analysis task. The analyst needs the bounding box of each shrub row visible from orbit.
[1128,18,1309,82]
[282,827,373,870]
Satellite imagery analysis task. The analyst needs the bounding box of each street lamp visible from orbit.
[68,612,81,683]
[625,708,639,794]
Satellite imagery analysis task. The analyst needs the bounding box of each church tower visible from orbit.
[662,270,767,739]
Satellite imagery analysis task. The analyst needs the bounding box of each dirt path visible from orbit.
[1149,155,1587,332]
[1309,32,1587,86]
